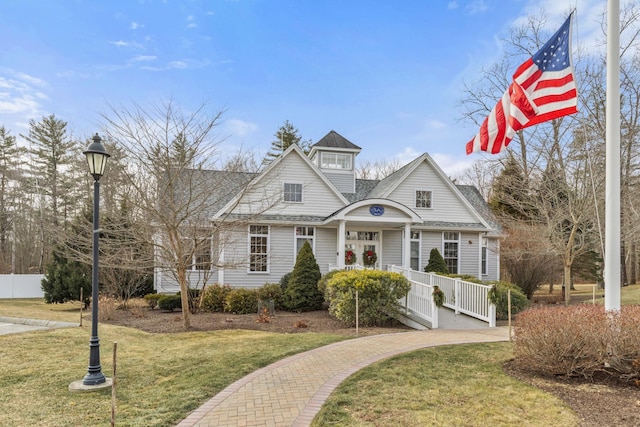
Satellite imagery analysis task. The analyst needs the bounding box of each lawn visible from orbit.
[0,300,345,427]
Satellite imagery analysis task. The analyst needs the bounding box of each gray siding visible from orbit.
[420,231,442,267]
[393,163,479,223]
[323,171,355,193]
[315,227,338,274]
[382,230,402,269]
[459,232,480,276]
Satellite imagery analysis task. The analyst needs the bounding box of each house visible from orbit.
[154,130,502,293]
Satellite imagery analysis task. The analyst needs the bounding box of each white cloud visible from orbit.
[225,119,258,137]
[130,22,142,30]
[465,0,488,15]
[168,61,188,69]
[109,40,129,47]
[187,23,198,29]
[0,73,48,117]
[428,119,446,130]
[431,153,474,177]
[132,55,157,62]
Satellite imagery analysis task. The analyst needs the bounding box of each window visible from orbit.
[284,183,302,203]
[194,237,212,271]
[481,237,488,275]
[410,231,420,271]
[249,225,269,272]
[415,190,432,208]
[443,232,459,274]
[320,152,352,170]
[295,226,314,254]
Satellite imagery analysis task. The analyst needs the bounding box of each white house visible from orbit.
[154,130,502,293]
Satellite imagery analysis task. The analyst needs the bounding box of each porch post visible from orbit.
[338,220,346,268]
[218,247,225,285]
[403,223,411,269]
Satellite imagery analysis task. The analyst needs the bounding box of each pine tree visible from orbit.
[424,248,449,274]
[263,120,312,164]
[283,241,323,312]
[41,247,91,306]
[0,126,23,272]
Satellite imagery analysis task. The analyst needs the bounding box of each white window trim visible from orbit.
[248,225,270,274]
[320,152,353,171]
[414,189,433,209]
[410,230,421,271]
[283,181,303,203]
[481,237,488,276]
[293,226,316,261]
[442,231,460,274]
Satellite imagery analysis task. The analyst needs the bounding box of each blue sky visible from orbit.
[0,0,607,176]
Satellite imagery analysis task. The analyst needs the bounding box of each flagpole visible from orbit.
[605,0,621,311]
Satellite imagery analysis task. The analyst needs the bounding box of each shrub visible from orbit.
[143,293,162,309]
[317,269,344,295]
[224,288,259,314]
[158,294,182,311]
[513,305,640,382]
[201,284,232,312]
[283,241,324,312]
[256,283,284,310]
[432,286,445,307]
[186,288,201,313]
[424,248,448,274]
[487,281,529,320]
[324,270,411,326]
[279,272,292,291]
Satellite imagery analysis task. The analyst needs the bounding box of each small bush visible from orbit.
[224,288,259,314]
[513,305,640,382]
[158,294,182,312]
[283,241,323,312]
[324,270,411,326]
[256,283,284,310]
[143,293,162,309]
[424,248,448,274]
[487,281,529,320]
[279,272,292,291]
[185,288,201,313]
[317,269,343,295]
[201,284,232,312]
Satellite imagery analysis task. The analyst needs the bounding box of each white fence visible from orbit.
[0,274,45,299]
[391,266,496,328]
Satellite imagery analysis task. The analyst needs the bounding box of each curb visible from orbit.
[0,316,78,329]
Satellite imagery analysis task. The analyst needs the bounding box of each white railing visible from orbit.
[390,266,438,328]
[328,264,366,271]
[391,266,496,327]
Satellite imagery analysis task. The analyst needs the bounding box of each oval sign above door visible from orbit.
[369,205,385,216]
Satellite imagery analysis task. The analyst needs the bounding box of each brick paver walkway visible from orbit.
[175,327,510,427]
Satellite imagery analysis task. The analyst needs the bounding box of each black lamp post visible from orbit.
[82,133,110,386]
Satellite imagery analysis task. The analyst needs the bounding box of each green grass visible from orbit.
[312,342,578,427]
[0,299,345,427]
[571,283,640,305]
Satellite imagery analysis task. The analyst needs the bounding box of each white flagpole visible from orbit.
[605,0,621,311]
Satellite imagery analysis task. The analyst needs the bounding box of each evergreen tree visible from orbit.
[263,120,312,164]
[424,248,448,274]
[0,126,23,272]
[489,156,535,221]
[283,241,323,312]
[41,247,91,306]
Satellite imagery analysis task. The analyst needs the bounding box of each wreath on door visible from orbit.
[363,250,377,266]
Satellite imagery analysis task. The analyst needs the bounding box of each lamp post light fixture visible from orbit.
[70,133,112,391]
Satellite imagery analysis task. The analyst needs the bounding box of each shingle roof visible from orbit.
[312,130,361,150]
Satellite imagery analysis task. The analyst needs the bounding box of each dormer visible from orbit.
[309,130,361,193]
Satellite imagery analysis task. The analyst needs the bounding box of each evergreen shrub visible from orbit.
[201,284,232,312]
[487,281,529,320]
[324,270,411,326]
[424,248,449,274]
[257,283,284,310]
[283,241,324,312]
[158,294,182,311]
[143,293,162,309]
[224,288,259,314]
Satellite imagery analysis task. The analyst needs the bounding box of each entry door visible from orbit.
[345,241,378,268]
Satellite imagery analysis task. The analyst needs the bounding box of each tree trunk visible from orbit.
[563,262,572,305]
[178,268,191,330]
[630,242,637,285]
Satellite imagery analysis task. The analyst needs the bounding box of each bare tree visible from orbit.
[100,99,280,330]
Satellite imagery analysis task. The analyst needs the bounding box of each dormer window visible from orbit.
[320,152,352,170]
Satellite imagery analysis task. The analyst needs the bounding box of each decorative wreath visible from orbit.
[363,250,377,266]
[345,250,356,265]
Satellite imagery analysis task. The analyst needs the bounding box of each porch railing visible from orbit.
[390,266,496,327]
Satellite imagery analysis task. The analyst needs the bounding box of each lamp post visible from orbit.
[80,133,110,386]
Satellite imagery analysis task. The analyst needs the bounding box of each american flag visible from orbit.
[466,13,578,155]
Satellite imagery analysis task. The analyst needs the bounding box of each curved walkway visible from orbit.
[176,327,510,427]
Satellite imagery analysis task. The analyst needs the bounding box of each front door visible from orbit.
[345,231,379,268]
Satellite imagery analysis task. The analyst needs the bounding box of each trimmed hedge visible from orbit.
[324,270,411,326]
[158,294,182,311]
[201,284,232,312]
[256,283,284,310]
[224,288,259,314]
[143,293,162,309]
